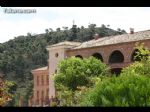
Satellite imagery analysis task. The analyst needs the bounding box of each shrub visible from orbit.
[80,73,150,106]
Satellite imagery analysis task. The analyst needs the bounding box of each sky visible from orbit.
[0,7,150,43]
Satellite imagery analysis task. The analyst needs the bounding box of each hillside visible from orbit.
[0,24,126,106]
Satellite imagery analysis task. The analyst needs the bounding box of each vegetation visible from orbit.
[80,72,150,106]
[54,56,110,106]
[55,56,109,90]
[0,78,14,106]
[0,24,126,106]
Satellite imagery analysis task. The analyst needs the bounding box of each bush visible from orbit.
[80,73,150,106]
[121,60,150,77]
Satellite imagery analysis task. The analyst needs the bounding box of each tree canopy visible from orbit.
[55,56,109,91]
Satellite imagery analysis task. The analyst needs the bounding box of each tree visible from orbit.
[0,78,14,106]
[62,26,68,31]
[107,25,110,28]
[45,29,49,34]
[55,56,109,91]
[101,24,106,28]
[117,28,127,34]
[55,57,87,91]
[83,57,109,77]
[68,25,78,41]
[56,28,61,32]
[88,24,96,40]
[27,33,32,37]
[0,44,4,53]
[54,56,109,106]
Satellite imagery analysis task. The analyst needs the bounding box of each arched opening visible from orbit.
[131,49,148,62]
[75,55,83,59]
[55,53,59,57]
[111,68,122,76]
[92,53,103,62]
[109,50,124,63]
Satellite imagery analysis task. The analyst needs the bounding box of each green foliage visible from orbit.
[54,56,109,106]
[121,61,150,78]
[55,57,88,91]
[122,43,150,77]
[80,73,150,106]
[51,102,57,107]
[55,56,109,91]
[0,79,15,106]
[56,85,74,106]
[134,42,150,62]
[83,57,109,77]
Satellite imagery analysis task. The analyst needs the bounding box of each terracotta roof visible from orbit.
[74,30,150,49]
[32,66,48,72]
[47,41,81,48]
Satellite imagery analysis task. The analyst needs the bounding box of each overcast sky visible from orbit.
[0,7,150,43]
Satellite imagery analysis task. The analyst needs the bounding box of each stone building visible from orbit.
[31,66,49,106]
[31,29,150,106]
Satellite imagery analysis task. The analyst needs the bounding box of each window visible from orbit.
[75,55,83,59]
[41,75,44,86]
[46,75,49,85]
[41,90,44,102]
[37,76,39,86]
[55,53,59,57]
[46,88,49,97]
[92,53,103,62]
[36,91,39,105]
[37,91,39,99]
[109,50,124,63]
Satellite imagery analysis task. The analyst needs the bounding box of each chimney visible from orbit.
[94,33,100,40]
[130,28,134,34]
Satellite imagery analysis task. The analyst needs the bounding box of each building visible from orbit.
[31,66,49,106]
[31,29,150,106]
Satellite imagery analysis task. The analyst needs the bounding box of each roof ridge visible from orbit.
[73,29,150,49]
[32,66,48,71]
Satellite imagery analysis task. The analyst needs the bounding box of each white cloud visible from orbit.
[0,7,150,43]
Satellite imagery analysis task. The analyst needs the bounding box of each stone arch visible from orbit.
[131,49,148,62]
[109,50,124,63]
[92,52,103,62]
[75,55,83,59]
